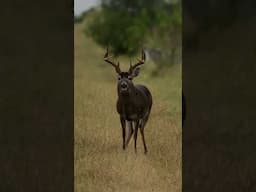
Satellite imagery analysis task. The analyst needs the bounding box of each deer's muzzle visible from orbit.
[121,82,128,89]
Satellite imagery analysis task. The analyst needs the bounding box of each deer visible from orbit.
[104,48,153,154]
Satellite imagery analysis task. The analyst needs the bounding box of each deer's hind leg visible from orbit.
[139,127,148,154]
[134,120,139,153]
[139,114,150,154]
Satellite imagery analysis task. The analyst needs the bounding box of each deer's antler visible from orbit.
[104,48,121,73]
[129,50,146,73]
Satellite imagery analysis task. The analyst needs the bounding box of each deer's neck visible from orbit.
[118,87,137,105]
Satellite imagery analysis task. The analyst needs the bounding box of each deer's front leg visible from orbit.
[120,116,126,150]
[125,121,134,147]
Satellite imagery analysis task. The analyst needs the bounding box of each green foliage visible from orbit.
[74,15,83,23]
[170,3,182,27]
[86,0,181,56]
[87,9,147,55]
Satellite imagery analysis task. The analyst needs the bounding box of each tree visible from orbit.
[86,0,180,56]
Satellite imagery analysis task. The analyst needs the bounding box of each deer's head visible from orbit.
[104,48,146,95]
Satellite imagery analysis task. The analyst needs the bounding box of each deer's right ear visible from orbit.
[131,67,141,78]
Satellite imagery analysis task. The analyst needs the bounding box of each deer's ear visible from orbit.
[131,67,140,78]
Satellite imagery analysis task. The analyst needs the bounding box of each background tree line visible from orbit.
[81,0,181,71]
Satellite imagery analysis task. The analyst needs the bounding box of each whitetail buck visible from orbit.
[104,48,152,154]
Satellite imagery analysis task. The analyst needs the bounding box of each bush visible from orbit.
[86,0,181,57]
[74,15,83,23]
[86,9,148,56]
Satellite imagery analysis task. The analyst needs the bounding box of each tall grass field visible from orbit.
[75,17,182,192]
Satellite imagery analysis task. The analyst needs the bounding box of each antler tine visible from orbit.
[129,49,146,73]
[104,47,109,58]
[104,48,121,73]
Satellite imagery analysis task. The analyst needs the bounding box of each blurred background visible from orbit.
[74,0,181,191]
[75,0,181,74]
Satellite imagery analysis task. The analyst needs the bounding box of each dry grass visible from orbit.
[75,19,181,192]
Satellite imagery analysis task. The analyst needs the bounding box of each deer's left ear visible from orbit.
[131,67,141,78]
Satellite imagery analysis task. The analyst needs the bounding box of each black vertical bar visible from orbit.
[183,0,256,191]
[0,0,73,191]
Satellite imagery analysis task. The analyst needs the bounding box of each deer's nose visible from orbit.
[121,82,127,88]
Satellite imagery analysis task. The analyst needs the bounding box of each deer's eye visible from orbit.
[128,76,132,80]
[117,76,121,81]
